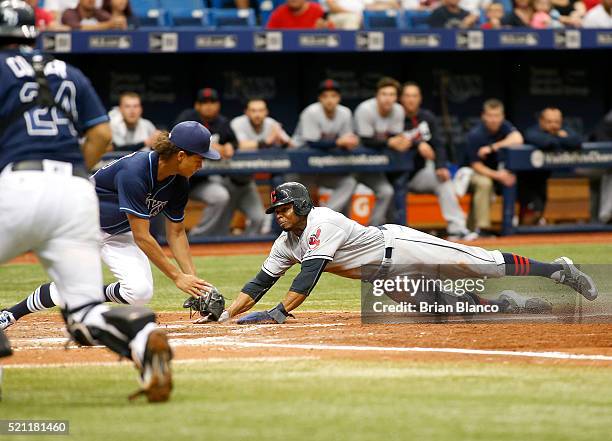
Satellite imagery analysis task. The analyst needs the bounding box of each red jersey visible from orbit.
[35,6,54,28]
[266,2,330,29]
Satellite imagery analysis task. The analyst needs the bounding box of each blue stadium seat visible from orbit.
[362,10,402,29]
[210,0,236,8]
[209,8,257,28]
[131,0,160,14]
[404,10,430,29]
[161,0,209,26]
[257,0,282,26]
[130,0,168,26]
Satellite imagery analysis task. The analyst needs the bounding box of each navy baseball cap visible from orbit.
[196,87,220,103]
[318,79,340,94]
[169,121,221,160]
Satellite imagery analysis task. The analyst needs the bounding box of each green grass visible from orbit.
[1,360,611,441]
[1,243,612,312]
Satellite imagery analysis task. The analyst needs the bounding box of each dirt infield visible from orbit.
[7,232,612,264]
[3,312,612,368]
[4,232,612,369]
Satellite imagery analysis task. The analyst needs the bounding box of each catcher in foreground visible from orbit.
[196,182,597,324]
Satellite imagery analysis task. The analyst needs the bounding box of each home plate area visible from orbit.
[3,312,612,368]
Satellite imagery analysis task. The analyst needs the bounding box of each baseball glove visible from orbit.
[183,287,226,322]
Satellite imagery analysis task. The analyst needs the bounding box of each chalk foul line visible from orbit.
[170,337,612,361]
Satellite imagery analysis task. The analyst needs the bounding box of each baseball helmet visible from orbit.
[0,0,37,42]
[265,182,313,216]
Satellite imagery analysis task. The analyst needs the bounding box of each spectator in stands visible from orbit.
[326,0,364,29]
[266,0,333,29]
[327,0,401,29]
[225,98,292,235]
[62,0,127,29]
[402,0,440,10]
[530,0,563,27]
[174,88,237,238]
[460,0,490,16]
[354,77,404,226]
[400,82,478,240]
[502,0,533,26]
[481,1,505,27]
[582,0,612,26]
[587,109,612,223]
[108,91,159,152]
[102,0,138,28]
[27,0,70,29]
[520,108,581,224]
[291,79,359,213]
[44,0,102,22]
[552,0,586,24]
[466,99,523,232]
[583,0,600,11]
[428,0,479,28]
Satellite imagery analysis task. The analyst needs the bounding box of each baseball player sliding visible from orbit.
[0,121,220,331]
[204,182,597,324]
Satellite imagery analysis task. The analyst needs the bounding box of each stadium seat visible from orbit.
[210,0,237,8]
[131,0,160,14]
[161,0,210,26]
[404,10,430,29]
[257,0,278,26]
[130,0,169,26]
[362,10,402,29]
[209,8,257,28]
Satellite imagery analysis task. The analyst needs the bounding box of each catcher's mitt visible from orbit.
[183,287,226,321]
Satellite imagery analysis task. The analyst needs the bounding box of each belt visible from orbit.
[377,225,393,259]
[11,160,88,179]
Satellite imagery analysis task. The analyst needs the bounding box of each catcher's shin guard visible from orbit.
[62,304,157,359]
[0,330,12,358]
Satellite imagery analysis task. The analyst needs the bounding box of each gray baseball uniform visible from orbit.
[230,115,283,143]
[352,98,405,225]
[262,207,504,281]
[354,98,404,140]
[291,102,357,214]
[292,102,354,147]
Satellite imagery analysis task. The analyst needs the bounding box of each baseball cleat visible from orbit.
[498,290,553,314]
[552,257,598,301]
[0,311,15,331]
[129,330,173,403]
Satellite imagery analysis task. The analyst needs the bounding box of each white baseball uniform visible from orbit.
[261,207,505,281]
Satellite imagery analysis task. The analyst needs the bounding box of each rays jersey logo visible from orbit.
[146,194,168,217]
[308,227,321,249]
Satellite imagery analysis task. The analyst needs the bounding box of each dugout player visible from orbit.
[0,122,220,331]
[290,79,359,213]
[0,0,173,401]
[209,182,597,324]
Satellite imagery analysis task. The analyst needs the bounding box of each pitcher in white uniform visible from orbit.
[206,182,597,324]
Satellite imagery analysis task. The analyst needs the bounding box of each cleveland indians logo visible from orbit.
[271,190,277,203]
[308,227,321,249]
